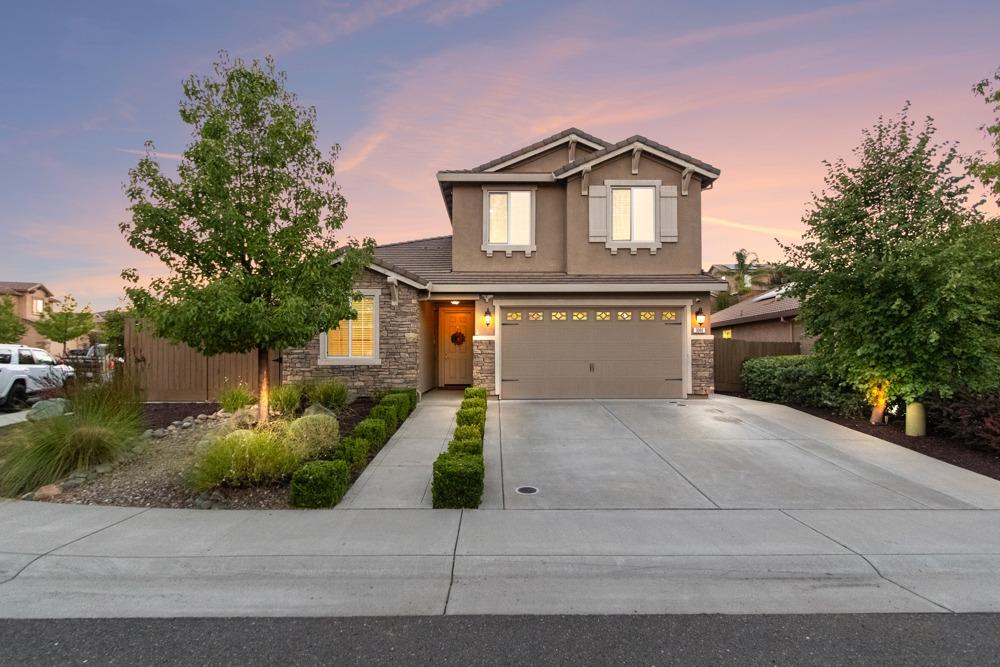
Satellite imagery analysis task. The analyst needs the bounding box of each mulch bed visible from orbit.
[144,402,220,429]
[796,406,1000,482]
[55,397,378,510]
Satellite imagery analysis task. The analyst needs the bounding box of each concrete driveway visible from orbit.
[491,396,1000,511]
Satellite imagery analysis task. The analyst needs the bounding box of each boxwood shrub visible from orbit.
[431,451,484,508]
[452,424,483,443]
[369,404,399,435]
[290,460,349,508]
[353,418,387,451]
[461,397,487,412]
[386,388,418,412]
[381,393,410,423]
[742,355,865,416]
[456,407,486,429]
[328,435,369,473]
[448,439,483,456]
[463,387,487,400]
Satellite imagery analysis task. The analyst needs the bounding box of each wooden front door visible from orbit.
[439,307,474,386]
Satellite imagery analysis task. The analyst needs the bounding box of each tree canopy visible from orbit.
[970,68,1000,200]
[0,297,27,344]
[121,53,372,420]
[783,106,1000,419]
[33,294,95,354]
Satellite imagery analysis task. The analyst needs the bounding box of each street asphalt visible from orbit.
[3,614,1000,666]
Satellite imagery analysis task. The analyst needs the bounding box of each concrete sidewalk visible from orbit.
[2,500,1000,617]
[0,410,27,429]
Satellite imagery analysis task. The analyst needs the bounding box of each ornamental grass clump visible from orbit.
[285,413,339,461]
[290,460,349,508]
[190,429,299,491]
[269,384,303,418]
[304,380,349,413]
[0,370,144,496]
[219,384,255,412]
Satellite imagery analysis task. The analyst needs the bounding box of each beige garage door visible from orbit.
[500,307,685,399]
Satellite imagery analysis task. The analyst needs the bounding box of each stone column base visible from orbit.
[472,338,496,395]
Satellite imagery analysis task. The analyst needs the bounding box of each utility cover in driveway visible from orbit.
[500,307,684,399]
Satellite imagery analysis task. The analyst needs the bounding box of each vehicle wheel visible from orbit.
[62,376,75,394]
[5,383,28,411]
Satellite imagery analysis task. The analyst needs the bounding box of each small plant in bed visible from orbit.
[352,418,387,451]
[190,429,299,491]
[380,393,411,422]
[290,460,349,508]
[219,384,256,412]
[369,403,399,435]
[0,371,144,496]
[269,384,304,419]
[285,413,339,460]
[386,388,418,412]
[330,436,369,473]
[303,380,348,413]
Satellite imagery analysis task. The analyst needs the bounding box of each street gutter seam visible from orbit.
[0,506,152,586]
[779,509,956,613]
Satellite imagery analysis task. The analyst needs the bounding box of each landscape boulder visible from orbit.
[25,398,72,422]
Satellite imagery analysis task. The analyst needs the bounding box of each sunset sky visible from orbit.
[1,0,997,310]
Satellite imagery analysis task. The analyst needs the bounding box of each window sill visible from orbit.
[482,244,537,258]
[604,241,663,256]
[317,356,381,366]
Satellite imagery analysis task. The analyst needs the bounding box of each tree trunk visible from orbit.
[869,401,886,425]
[257,346,270,424]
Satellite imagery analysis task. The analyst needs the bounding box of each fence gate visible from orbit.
[125,319,280,401]
[713,338,801,393]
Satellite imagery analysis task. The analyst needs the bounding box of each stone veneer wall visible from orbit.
[472,338,496,395]
[690,337,714,396]
[281,269,422,398]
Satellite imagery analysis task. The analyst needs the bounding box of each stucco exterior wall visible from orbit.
[282,269,424,398]
[418,300,438,393]
[564,154,703,275]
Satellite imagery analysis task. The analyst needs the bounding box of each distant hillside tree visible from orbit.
[33,294,95,354]
[121,54,372,422]
[970,68,1000,200]
[0,297,27,343]
[783,106,1000,424]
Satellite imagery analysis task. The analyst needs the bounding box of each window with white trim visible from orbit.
[482,188,535,256]
[611,186,656,243]
[32,298,45,315]
[319,293,380,365]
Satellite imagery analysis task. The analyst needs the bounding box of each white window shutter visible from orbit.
[588,185,607,241]
[659,185,678,242]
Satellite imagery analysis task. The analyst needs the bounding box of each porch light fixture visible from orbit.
[484,308,492,326]
[695,308,706,325]
[450,300,461,305]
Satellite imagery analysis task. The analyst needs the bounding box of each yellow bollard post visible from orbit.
[905,402,926,437]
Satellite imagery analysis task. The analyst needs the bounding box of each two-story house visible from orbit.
[0,281,57,349]
[283,128,726,399]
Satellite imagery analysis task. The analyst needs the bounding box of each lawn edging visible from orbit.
[431,387,487,508]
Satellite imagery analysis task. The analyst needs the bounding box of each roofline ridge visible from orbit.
[376,234,452,249]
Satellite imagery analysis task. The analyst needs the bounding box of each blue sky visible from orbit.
[1,0,998,309]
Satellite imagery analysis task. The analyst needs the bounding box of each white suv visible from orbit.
[0,345,75,411]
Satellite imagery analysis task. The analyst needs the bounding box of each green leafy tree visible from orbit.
[121,54,372,422]
[718,249,769,295]
[0,296,27,343]
[970,68,1000,199]
[98,307,131,358]
[33,294,95,355]
[783,106,1000,424]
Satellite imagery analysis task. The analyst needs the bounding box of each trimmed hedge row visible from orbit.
[742,355,866,417]
[432,386,488,508]
[289,387,419,508]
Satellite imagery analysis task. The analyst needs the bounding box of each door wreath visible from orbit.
[450,331,466,346]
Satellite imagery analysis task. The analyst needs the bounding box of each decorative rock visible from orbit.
[230,406,258,429]
[95,463,113,474]
[181,421,193,429]
[303,403,337,418]
[171,420,182,427]
[19,492,34,501]
[152,429,168,438]
[61,478,83,491]
[33,484,62,501]
[142,429,153,439]
[167,425,177,433]
[196,413,208,421]
[25,398,72,422]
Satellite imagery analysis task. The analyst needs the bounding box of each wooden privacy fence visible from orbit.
[713,338,801,393]
[125,319,281,402]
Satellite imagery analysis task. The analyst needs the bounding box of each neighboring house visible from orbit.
[0,281,56,350]
[283,128,727,399]
[707,262,777,296]
[711,287,815,353]
[0,282,92,354]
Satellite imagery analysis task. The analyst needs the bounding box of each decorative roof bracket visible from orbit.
[631,145,642,175]
[567,138,577,164]
[681,167,695,196]
[581,166,591,196]
[387,277,399,306]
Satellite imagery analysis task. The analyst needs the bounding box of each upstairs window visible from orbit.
[611,186,656,243]
[32,298,45,314]
[482,188,535,256]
